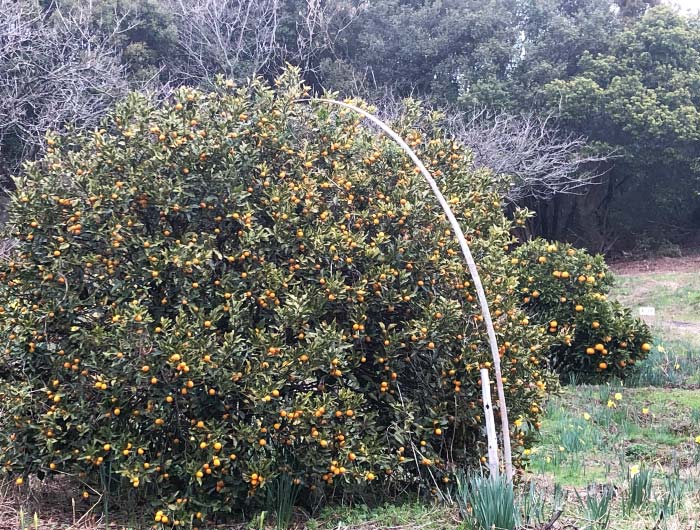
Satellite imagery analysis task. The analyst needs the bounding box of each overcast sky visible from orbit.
[666,0,700,13]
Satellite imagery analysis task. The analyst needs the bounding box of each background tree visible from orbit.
[166,0,362,86]
[318,0,520,101]
[455,0,623,110]
[318,0,625,106]
[0,0,129,191]
[542,5,700,250]
[443,110,611,204]
[46,0,178,82]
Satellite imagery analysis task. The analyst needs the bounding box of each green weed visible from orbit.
[624,466,653,514]
[267,473,300,530]
[654,472,687,519]
[575,485,613,530]
[455,471,520,530]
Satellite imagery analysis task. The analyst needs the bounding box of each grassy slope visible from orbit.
[522,268,700,529]
[614,271,700,348]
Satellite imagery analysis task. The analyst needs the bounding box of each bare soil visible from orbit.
[609,252,700,275]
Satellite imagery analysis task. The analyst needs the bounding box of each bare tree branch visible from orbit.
[167,0,364,85]
[371,94,613,202]
[168,0,283,85]
[447,109,614,202]
[0,0,130,175]
[295,0,366,73]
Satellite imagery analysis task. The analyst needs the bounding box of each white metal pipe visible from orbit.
[307,98,514,480]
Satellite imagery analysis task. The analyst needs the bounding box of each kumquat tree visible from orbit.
[514,240,653,382]
[7,1,700,527]
[0,68,560,526]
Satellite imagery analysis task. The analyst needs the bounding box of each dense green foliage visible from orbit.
[514,240,652,381]
[0,71,556,525]
[543,6,700,248]
[320,0,698,251]
[322,0,622,107]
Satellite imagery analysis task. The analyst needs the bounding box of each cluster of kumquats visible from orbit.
[514,239,652,381]
[0,68,641,527]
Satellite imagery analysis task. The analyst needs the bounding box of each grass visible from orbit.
[625,340,700,388]
[614,267,700,388]
[614,270,700,349]
[524,385,700,529]
[516,265,700,530]
[305,501,457,529]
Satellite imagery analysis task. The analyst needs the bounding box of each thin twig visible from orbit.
[542,509,563,530]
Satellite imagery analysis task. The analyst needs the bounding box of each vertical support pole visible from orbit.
[480,368,500,477]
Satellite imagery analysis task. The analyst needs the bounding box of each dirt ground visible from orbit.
[609,251,700,275]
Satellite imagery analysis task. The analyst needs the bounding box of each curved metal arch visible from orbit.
[308,98,514,480]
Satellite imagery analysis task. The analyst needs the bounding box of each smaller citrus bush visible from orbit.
[0,69,556,526]
[513,239,652,381]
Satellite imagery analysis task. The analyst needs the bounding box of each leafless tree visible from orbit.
[371,95,610,203]
[169,0,282,84]
[168,0,364,85]
[295,0,365,73]
[0,1,130,176]
[447,110,612,203]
